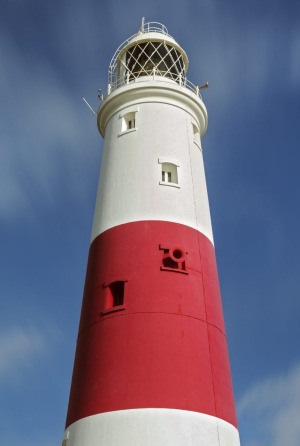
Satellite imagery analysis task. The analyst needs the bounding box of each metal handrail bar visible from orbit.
[141,22,169,35]
[103,72,202,100]
[109,33,137,76]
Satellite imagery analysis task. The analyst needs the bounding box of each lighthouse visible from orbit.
[62,21,241,446]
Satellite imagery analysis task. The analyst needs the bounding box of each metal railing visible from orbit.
[104,22,204,101]
[139,21,169,36]
[103,71,203,100]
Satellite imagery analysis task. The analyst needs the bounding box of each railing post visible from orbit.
[153,67,156,80]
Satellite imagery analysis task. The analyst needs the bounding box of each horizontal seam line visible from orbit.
[78,312,225,339]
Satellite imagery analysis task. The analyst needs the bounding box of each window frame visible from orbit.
[158,158,180,188]
[119,108,139,136]
[102,278,127,315]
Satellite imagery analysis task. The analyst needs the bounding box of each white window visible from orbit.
[159,162,179,187]
[121,111,136,133]
[162,170,172,183]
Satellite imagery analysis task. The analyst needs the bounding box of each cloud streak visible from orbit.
[238,363,300,446]
[0,326,45,381]
[0,32,100,220]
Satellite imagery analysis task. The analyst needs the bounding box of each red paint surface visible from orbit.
[66,221,237,428]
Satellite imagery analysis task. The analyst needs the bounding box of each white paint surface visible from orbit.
[93,81,213,244]
[63,409,240,446]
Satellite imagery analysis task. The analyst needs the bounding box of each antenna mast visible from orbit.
[82,97,97,116]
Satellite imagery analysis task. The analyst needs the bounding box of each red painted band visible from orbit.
[66,221,237,429]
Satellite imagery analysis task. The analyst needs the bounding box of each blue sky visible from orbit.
[1,0,300,444]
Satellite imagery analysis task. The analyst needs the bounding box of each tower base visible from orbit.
[62,408,240,446]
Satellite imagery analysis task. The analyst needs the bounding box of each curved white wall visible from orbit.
[63,409,240,446]
[92,82,213,243]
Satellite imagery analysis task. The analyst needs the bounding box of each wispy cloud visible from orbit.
[238,363,300,446]
[188,3,300,117]
[0,326,45,381]
[0,28,100,220]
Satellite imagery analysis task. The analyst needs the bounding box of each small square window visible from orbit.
[122,112,136,132]
[107,281,124,308]
[158,158,180,188]
[161,163,178,185]
[102,280,127,314]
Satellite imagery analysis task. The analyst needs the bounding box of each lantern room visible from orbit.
[108,21,189,93]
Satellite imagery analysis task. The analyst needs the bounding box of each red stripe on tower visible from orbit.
[62,20,241,446]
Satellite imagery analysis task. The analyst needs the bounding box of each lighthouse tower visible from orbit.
[62,21,241,446]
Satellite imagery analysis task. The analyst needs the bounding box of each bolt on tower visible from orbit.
[62,21,241,446]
